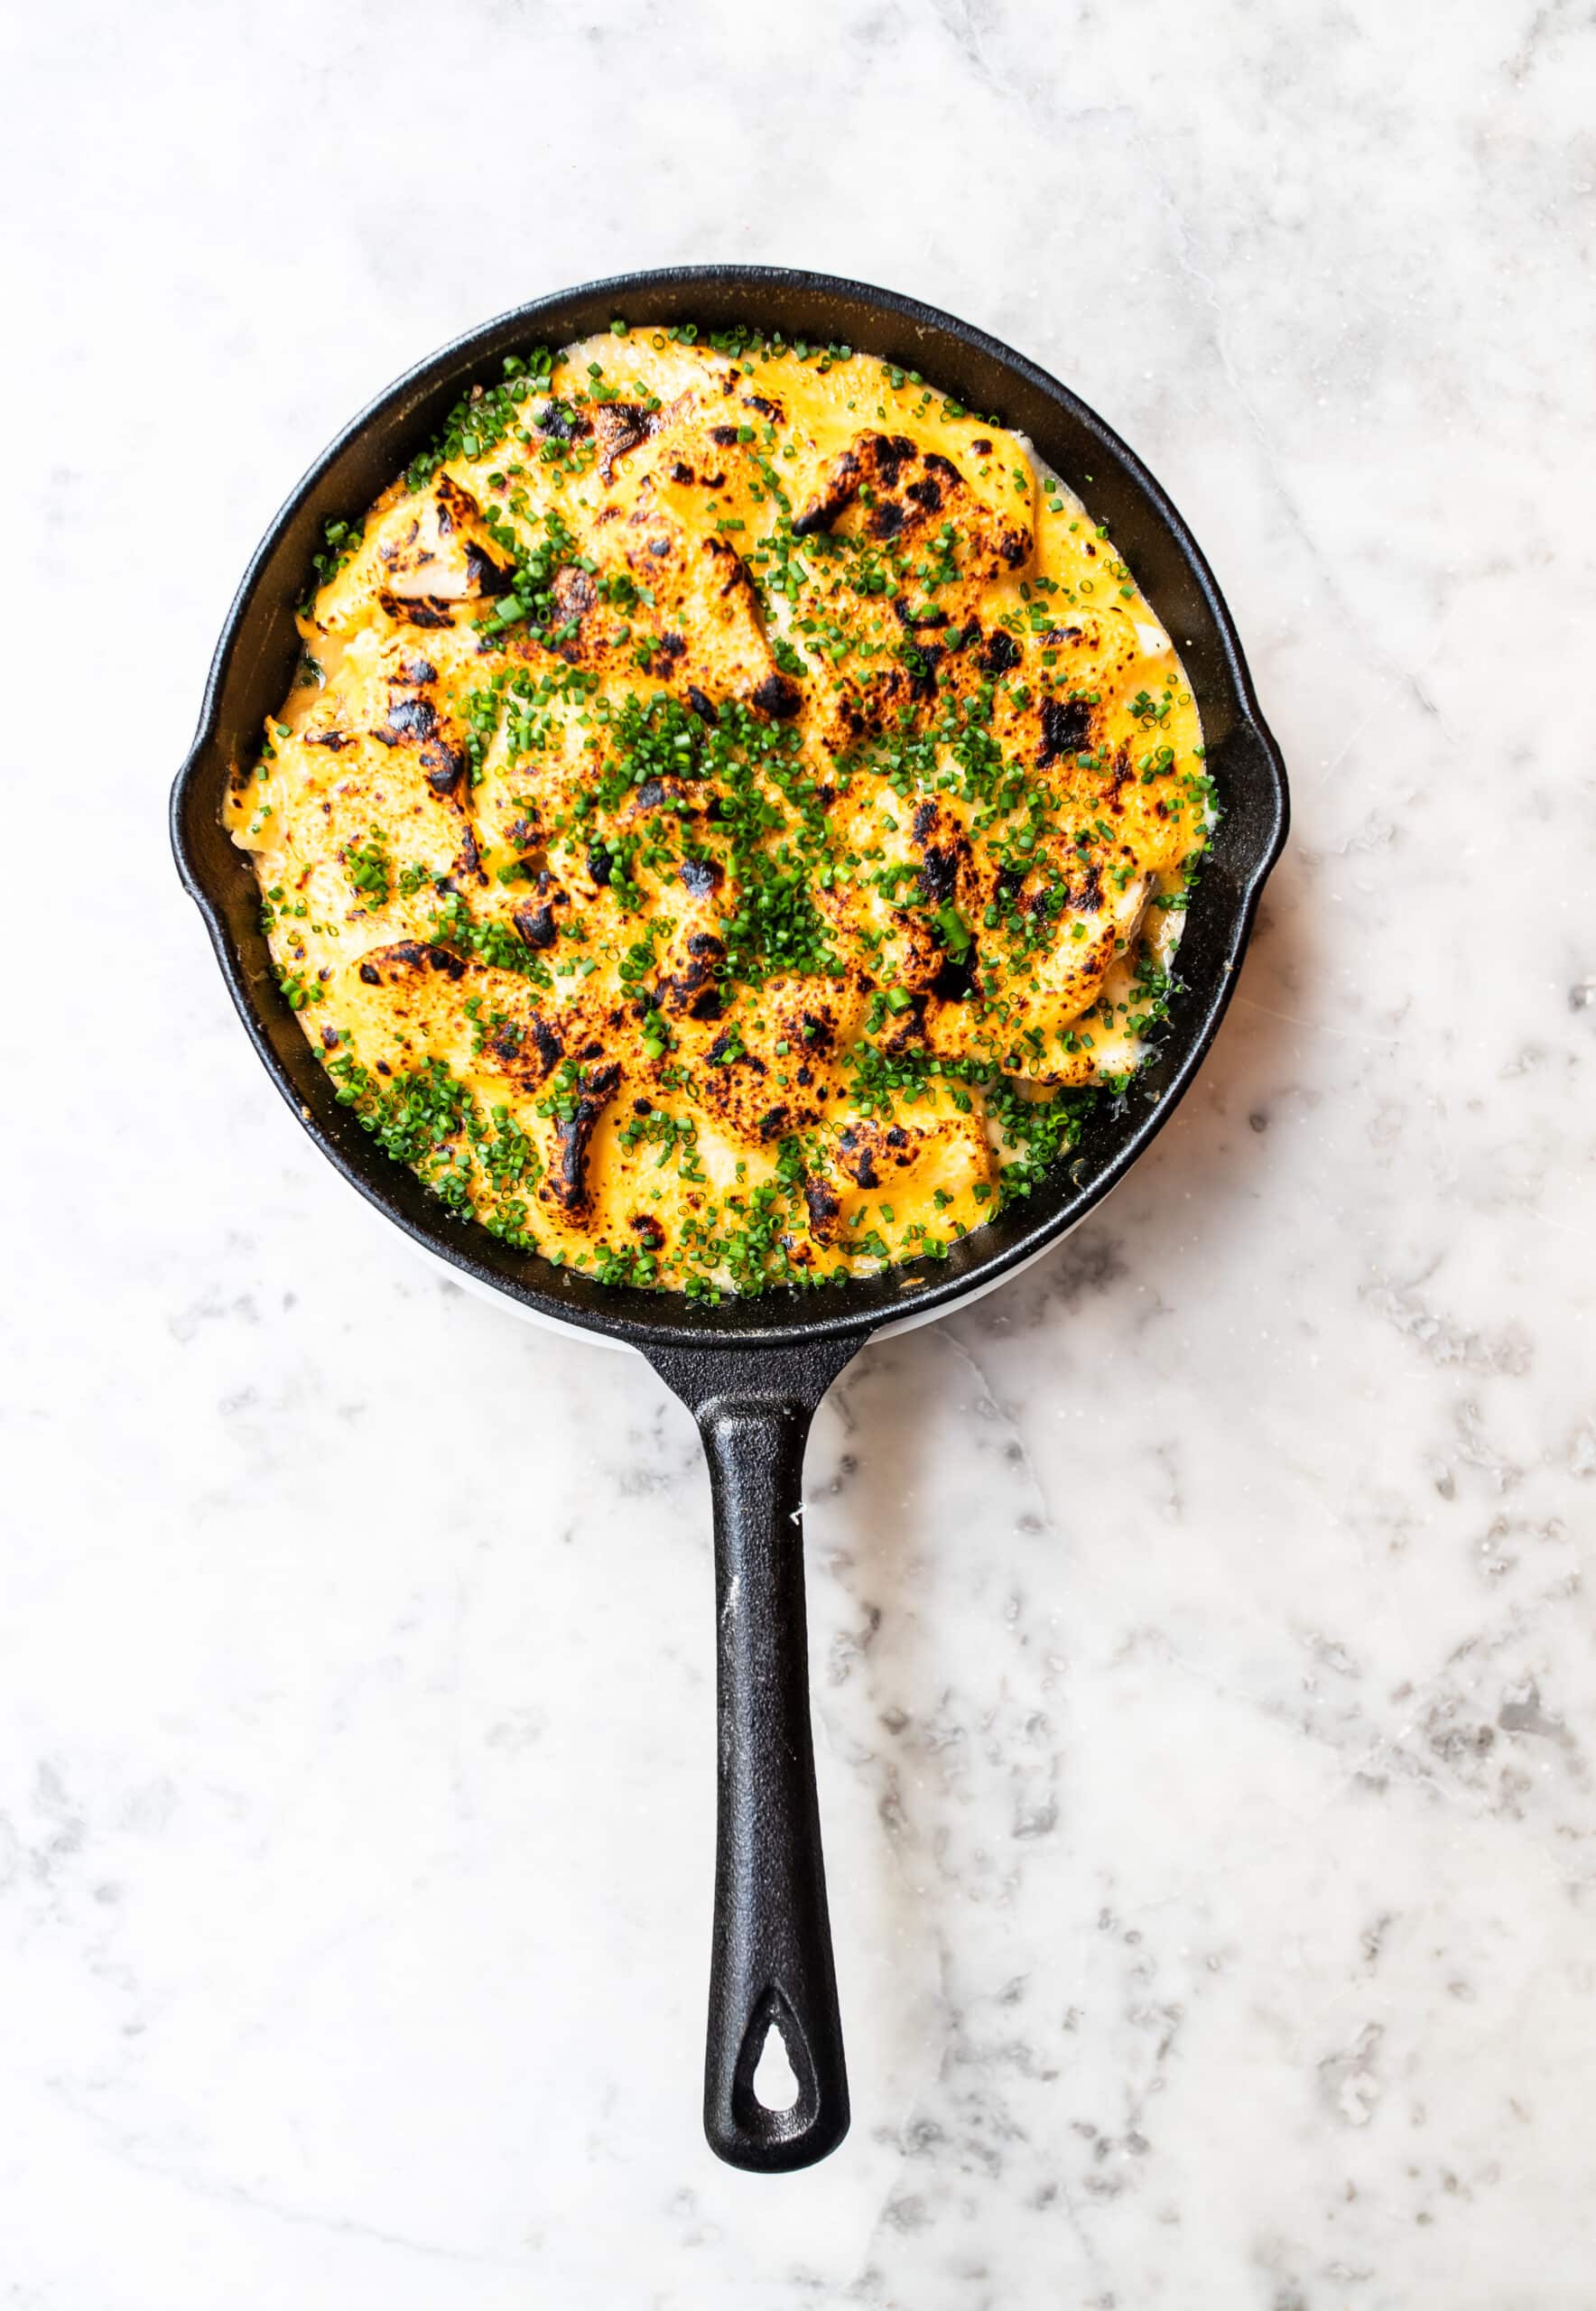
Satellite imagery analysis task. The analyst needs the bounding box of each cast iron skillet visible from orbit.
[172,266,1288,2173]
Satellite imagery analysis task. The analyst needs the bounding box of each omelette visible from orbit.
[227,325,1213,1298]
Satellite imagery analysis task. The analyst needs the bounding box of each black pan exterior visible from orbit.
[172,266,1288,1354]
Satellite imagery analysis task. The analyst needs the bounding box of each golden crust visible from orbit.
[227,331,1209,1295]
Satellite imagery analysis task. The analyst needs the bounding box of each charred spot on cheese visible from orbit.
[522,1014,564,1077]
[628,777,672,814]
[750,672,802,719]
[903,642,942,704]
[792,448,861,535]
[593,402,660,482]
[1038,695,1093,765]
[794,431,1031,575]
[837,1124,887,1187]
[379,476,515,604]
[513,899,560,951]
[932,952,976,1003]
[433,476,475,533]
[230,325,1208,1295]
[377,698,436,745]
[536,398,589,442]
[464,543,514,596]
[706,1026,754,1069]
[558,564,598,615]
[916,844,963,904]
[803,1176,841,1242]
[377,592,458,628]
[548,1063,621,1211]
[422,742,469,794]
[658,930,726,1019]
[358,941,467,987]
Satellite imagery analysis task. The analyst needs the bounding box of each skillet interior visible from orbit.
[172,266,1288,1351]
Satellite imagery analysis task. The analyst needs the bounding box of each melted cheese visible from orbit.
[227,329,1210,1296]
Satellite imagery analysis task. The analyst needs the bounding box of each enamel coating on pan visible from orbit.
[172,268,1288,2174]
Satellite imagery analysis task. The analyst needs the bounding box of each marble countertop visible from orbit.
[5,0,1593,2302]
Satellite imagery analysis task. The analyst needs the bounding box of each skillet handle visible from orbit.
[647,1338,860,2173]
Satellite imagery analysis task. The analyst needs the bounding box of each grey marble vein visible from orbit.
[1,0,1592,2302]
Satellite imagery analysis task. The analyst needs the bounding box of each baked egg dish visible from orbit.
[227,323,1213,1298]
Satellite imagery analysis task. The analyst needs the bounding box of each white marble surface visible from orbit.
[4,0,1594,2302]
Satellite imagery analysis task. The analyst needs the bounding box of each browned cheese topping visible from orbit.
[227,325,1212,1297]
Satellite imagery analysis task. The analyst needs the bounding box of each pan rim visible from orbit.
[172,264,1289,1354]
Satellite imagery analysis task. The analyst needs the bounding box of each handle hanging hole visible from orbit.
[730,1982,818,2139]
[751,2015,801,2111]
